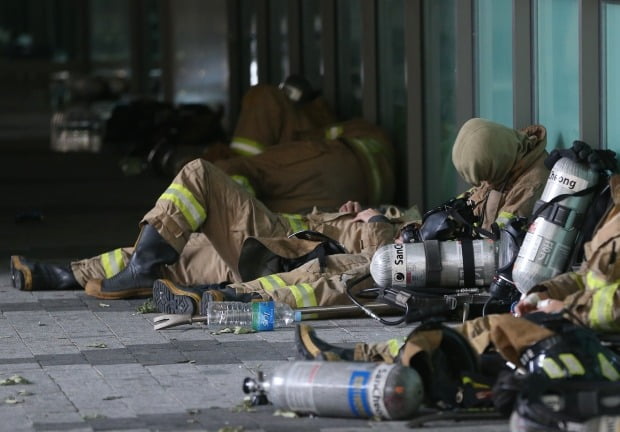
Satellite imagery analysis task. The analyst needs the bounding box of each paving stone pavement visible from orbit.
[0,143,511,431]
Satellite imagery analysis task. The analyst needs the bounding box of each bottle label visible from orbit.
[252,302,275,331]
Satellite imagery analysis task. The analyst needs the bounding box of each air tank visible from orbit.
[242,361,424,420]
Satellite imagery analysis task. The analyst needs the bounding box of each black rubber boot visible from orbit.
[152,279,230,315]
[10,255,81,291]
[85,224,179,300]
[294,324,355,361]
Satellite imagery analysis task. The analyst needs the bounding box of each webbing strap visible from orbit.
[533,200,584,230]
[461,238,476,287]
[424,240,442,286]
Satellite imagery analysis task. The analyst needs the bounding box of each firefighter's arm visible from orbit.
[513,272,584,317]
[562,278,620,332]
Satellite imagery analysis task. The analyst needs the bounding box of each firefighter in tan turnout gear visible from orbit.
[294,174,620,420]
[209,75,396,213]
[10,118,549,317]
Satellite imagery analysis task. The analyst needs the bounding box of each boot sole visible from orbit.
[84,279,152,300]
[152,279,199,315]
[10,256,31,291]
[295,324,321,360]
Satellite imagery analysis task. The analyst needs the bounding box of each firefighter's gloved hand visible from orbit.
[588,149,617,173]
[545,140,616,172]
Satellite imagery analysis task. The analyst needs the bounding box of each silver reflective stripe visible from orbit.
[231,137,264,156]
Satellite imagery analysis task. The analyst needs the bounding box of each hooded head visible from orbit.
[451,118,541,187]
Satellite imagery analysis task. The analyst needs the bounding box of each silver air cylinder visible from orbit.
[242,361,424,420]
[512,157,599,294]
[370,239,498,289]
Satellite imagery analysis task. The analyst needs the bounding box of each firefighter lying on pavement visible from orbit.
[295,173,620,421]
[10,118,550,316]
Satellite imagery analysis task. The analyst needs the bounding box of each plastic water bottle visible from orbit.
[204,301,301,331]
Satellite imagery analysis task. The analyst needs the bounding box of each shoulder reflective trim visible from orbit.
[541,357,566,379]
[101,248,126,278]
[387,338,405,358]
[495,211,516,228]
[230,175,256,197]
[325,125,343,140]
[159,183,206,231]
[598,352,620,380]
[230,137,264,156]
[558,353,586,376]
[588,280,620,332]
[257,274,287,295]
[280,213,309,233]
[586,271,610,290]
[288,283,318,308]
[346,137,383,204]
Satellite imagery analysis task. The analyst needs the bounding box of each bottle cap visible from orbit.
[294,311,302,322]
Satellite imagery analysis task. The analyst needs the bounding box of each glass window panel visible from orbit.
[0,0,79,62]
[336,0,362,118]
[171,0,228,105]
[378,0,406,204]
[602,1,620,154]
[475,0,513,125]
[301,0,323,90]
[145,0,162,98]
[423,0,457,209]
[269,0,289,84]
[534,0,579,150]
[240,0,258,89]
[91,0,130,63]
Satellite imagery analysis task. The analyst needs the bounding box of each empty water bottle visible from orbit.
[204,301,301,331]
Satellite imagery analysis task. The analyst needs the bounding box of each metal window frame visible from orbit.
[579,0,601,147]
[513,0,533,128]
[256,0,271,83]
[320,0,338,110]
[361,0,378,123]
[404,0,425,208]
[455,0,474,194]
[288,0,303,74]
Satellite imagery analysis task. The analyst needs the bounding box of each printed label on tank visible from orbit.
[348,370,372,417]
[391,243,407,287]
[548,169,589,191]
[369,363,393,419]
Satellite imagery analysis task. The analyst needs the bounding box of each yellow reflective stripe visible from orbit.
[495,211,515,228]
[159,183,206,231]
[230,137,264,156]
[387,338,405,358]
[346,137,383,204]
[598,352,620,380]
[230,175,256,197]
[288,283,318,308]
[280,213,309,233]
[587,271,610,290]
[257,274,287,295]
[462,376,490,389]
[558,353,585,376]
[325,125,343,140]
[101,249,126,278]
[541,358,566,379]
[589,280,620,332]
